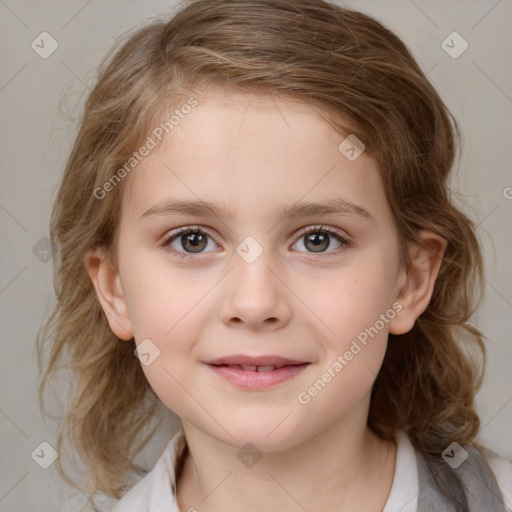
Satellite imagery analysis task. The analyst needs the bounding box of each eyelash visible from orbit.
[161,224,352,260]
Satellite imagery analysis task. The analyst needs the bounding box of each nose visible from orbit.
[219,248,292,331]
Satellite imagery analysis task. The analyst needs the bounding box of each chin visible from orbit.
[206,414,307,452]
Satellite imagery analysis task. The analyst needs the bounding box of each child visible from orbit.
[38,0,512,510]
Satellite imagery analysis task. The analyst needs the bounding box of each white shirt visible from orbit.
[111,429,512,511]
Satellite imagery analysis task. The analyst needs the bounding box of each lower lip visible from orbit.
[205,363,310,389]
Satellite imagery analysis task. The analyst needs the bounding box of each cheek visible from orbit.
[133,315,199,415]
[122,273,209,411]
[296,278,394,421]
[120,247,202,337]
[118,253,201,404]
[297,255,397,347]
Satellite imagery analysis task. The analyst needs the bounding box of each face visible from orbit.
[108,91,408,451]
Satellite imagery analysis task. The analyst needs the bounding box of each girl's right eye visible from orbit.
[162,226,219,258]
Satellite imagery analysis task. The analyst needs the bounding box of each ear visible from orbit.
[388,231,447,335]
[84,247,134,340]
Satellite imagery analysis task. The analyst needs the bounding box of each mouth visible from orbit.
[211,363,301,372]
[208,363,309,372]
[204,355,308,367]
[203,355,310,388]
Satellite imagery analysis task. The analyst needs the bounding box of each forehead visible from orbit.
[121,91,390,226]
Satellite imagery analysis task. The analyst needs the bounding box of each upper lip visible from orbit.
[204,355,307,366]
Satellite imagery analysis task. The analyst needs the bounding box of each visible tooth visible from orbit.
[242,365,257,371]
[257,365,275,372]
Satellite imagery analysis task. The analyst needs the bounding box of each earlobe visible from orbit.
[84,247,134,340]
[388,231,447,335]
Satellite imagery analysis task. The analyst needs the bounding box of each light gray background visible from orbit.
[1,1,511,510]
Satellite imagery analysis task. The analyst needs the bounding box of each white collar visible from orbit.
[383,428,419,512]
[113,428,420,511]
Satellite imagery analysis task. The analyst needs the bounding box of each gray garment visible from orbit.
[416,444,509,512]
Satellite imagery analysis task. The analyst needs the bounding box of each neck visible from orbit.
[176,414,396,512]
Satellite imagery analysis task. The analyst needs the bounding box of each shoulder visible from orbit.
[415,435,512,512]
[110,478,152,512]
[110,431,186,512]
[481,446,512,511]
[388,430,512,512]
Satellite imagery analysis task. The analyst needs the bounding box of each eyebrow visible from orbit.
[139,197,374,222]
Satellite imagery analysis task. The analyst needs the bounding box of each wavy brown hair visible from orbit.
[37,0,486,507]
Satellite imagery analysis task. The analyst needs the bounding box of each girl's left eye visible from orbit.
[291,225,350,256]
[161,225,350,259]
